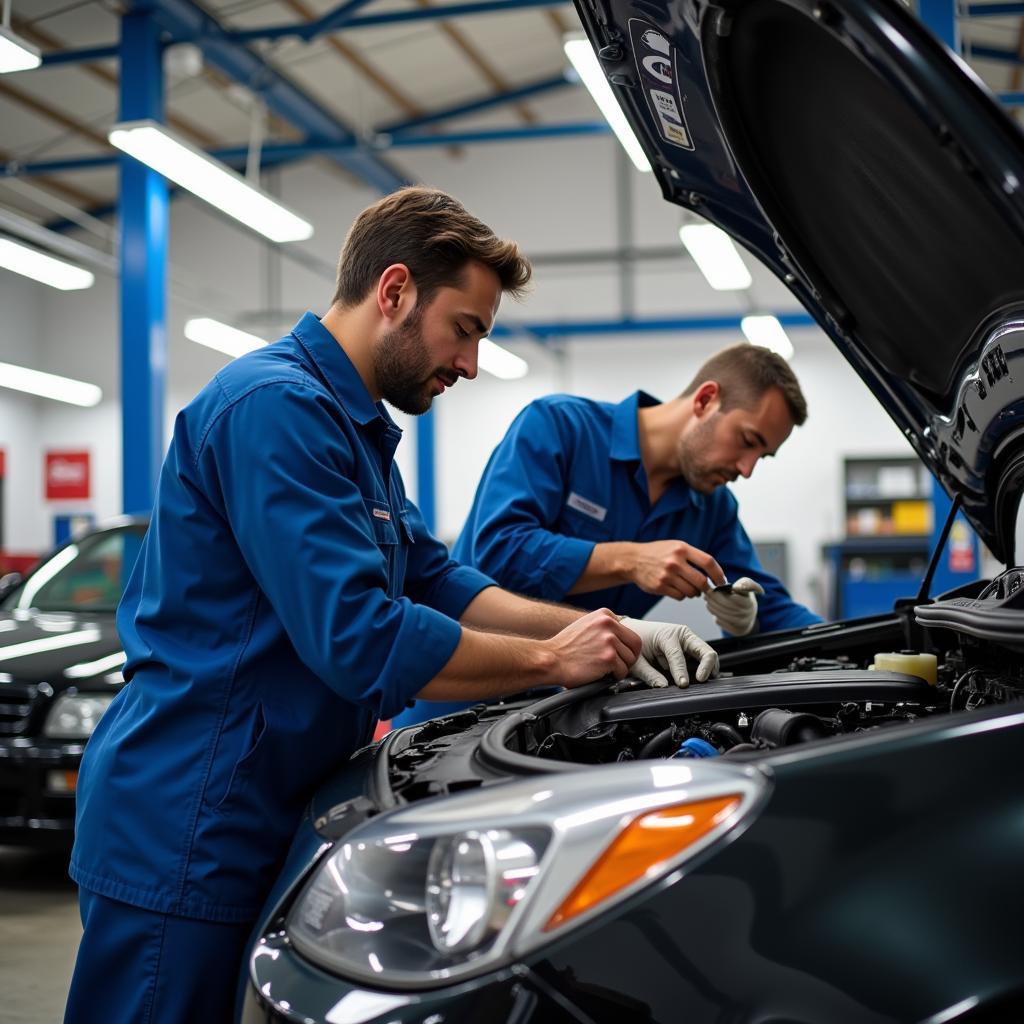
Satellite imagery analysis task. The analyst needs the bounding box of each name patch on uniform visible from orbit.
[567,492,607,522]
[372,508,391,522]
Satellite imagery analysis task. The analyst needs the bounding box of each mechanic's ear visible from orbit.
[377,264,415,320]
[692,381,720,418]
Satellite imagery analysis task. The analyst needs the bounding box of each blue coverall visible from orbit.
[65,313,494,1023]
[393,391,821,727]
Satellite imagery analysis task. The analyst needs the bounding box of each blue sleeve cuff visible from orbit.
[426,565,498,619]
[534,536,595,601]
[377,602,464,720]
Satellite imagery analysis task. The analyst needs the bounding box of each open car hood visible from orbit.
[573,0,1024,561]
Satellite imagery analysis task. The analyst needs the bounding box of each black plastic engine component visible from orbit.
[751,708,832,748]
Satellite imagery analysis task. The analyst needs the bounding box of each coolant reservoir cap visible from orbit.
[872,651,938,685]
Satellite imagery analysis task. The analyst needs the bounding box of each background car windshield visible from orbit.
[1,526,146,613]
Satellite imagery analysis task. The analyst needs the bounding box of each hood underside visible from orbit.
[573,0,1024,559]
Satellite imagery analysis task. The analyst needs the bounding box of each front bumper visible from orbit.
[0,737,84,843]
[241,935,580,1024]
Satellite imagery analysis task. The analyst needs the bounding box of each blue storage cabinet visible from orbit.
[825,457,983,618]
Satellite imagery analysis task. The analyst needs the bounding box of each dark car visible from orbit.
[240,0,1024,1018]
[0,518,146,845]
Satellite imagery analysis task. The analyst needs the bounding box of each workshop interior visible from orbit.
[2,0,1024,1020]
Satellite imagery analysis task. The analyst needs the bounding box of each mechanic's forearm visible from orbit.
[459,585,584,638]
[567,542,637,595]
[415,628,560,702]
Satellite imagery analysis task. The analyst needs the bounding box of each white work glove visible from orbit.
[703,577,765,636]
[619,617,719,689]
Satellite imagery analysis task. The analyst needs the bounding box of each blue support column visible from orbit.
[416,410,437,534]
[119,7,168,515]
[918,0,959,52]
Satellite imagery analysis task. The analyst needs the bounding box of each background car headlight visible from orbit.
[43,692,115,739]
[286,760,766,989]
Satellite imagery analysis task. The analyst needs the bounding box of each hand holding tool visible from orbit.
[703,576,764,635]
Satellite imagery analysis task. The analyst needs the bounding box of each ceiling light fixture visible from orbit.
[108,120,314,243]
[678,223,753,291]
[185,317,268,359]
[563,35,651,173]
[0,361,102,406]
[741,314,795,360]
[0,25,41,74]
[478,338,529,380]
[0,236,95,290]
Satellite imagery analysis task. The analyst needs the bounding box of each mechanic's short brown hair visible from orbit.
[332,186,532,309]
[682,343,808,425]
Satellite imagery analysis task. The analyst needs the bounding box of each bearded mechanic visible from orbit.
[395,343,822,727]
[63,187,718,1024]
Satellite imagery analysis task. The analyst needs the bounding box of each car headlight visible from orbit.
[286,759,766,988]
[43,693,115,739]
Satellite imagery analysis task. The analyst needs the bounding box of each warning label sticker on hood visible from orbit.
[630,19,694,151]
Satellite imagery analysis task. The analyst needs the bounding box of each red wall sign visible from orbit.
[45,451,90,501]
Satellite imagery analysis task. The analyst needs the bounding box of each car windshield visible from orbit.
[0,524,147,614]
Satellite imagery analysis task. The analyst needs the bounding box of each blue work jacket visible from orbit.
[453,391,821,631]
[70,313,493,923]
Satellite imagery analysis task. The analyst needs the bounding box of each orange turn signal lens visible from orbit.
[545,794,741,931]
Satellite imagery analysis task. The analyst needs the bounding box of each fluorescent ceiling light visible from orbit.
[108,120,314,244]
[0,26,41,73]
[0,361,102,407]
[563,36,651,173]
[678,223,752,290]
[185,317,268,358]
[741,315,795,360]
[0,237,95,291]
[478,338,528,380]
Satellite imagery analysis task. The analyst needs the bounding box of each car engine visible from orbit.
[377,570,1024,805]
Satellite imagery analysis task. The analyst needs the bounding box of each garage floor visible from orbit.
[0,846,81,1023]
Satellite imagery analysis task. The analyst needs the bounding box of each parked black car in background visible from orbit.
[0,518,146,845]
[239,0,1024,1017]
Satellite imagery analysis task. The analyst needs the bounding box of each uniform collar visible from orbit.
[609,390,661,462]
[291,312,399,431]
[610,390,707,514]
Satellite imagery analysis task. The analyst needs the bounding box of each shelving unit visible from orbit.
[843,457,933,538]
[824,456,934,618]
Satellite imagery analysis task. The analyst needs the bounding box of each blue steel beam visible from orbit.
[222,0,569,43]
[388,123,608,146]
[379,73,572,135]
[6,122,610,182]
[147,0,407,194]
[967,44,1023,63]
[965,2,1024,14]
[119,6,168,515]
[1001,91,1024,105]
[40,44,121,67]
[919,0,959,51]
[490,312,817,340]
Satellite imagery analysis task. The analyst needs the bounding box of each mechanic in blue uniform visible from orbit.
[64,188,718,1024]
[395,343,822,727]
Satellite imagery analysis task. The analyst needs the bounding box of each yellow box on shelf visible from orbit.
[891,499,932,535]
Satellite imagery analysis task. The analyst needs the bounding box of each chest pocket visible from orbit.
[364,497,408,599]
[561,504,611,542]
[363,497,399,548]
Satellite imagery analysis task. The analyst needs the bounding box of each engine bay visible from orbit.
[511,570,1024,766]
[379,571,1024,806]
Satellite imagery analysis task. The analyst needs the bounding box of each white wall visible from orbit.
[0,130,917,619]
[0,273,44,552]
